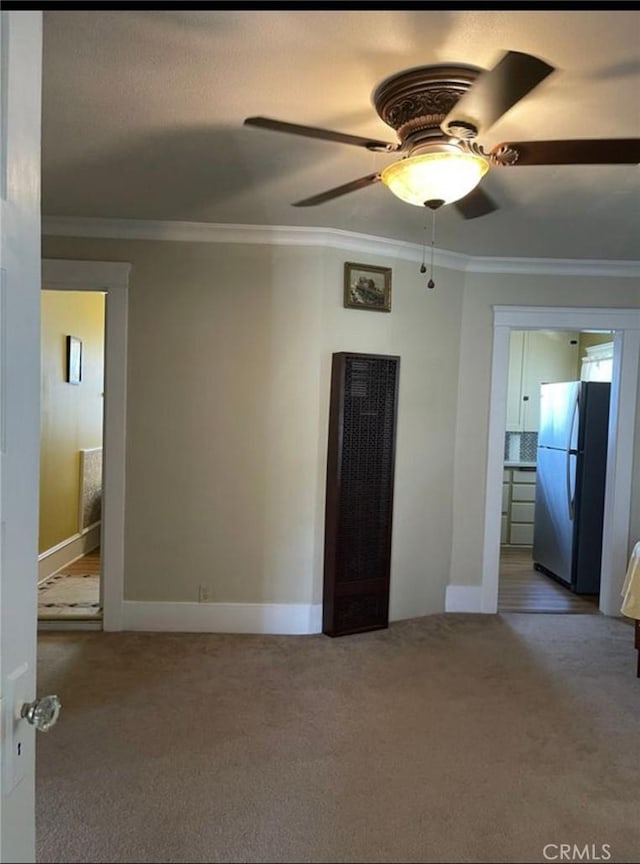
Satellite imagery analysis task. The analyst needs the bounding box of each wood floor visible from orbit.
[38,549,101,620]
[498,546,599,614]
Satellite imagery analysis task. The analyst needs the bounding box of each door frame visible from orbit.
[42,259,130,630]
[482,305,640,615]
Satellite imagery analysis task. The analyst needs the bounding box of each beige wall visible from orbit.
[40,290,105,552]
[450,272,640,588]
[319,249,464,618]
[40,236,639,610]
[42,237,464,615]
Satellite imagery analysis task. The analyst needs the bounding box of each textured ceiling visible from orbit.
[42,10,640,260]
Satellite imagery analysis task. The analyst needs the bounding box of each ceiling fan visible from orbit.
[244,50,640,219]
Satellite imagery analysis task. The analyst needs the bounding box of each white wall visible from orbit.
[450,271,640,589]
[41,235,465,619]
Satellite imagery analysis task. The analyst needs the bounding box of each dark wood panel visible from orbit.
[323,353,400,636]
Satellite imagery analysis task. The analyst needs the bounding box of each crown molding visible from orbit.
[42,216,640,278]
[466,256,640,278]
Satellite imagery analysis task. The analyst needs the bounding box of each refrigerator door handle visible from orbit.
[566,450,577,520]
[566,392,579,520]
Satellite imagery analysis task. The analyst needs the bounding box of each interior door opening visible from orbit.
[498,328,614,614]
[37,289,106,631]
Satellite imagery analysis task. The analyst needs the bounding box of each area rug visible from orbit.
[38,572,101,619]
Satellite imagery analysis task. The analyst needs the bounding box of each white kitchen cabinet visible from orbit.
[511,502,535,522]
[506,330,580,432]
[506,331,526,431]
[502,467,537,546]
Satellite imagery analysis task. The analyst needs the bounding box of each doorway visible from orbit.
[497,328,614,613]
[37,289,105,627]
[41,258,130,631]
[482,306,640,617]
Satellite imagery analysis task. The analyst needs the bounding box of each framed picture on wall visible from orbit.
[344,262,392,312]
[66,335,82,384]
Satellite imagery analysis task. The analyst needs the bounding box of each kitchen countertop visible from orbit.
[504,461,537,469]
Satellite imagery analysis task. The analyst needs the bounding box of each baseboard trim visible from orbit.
[445,585,484,613]
[122,601,324,635]
[38,525,101,583]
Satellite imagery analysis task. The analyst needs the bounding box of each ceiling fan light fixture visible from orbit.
[380,148,489,207]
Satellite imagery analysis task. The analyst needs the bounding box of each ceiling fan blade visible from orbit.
[244,117,398,152]
[454,185,499,219]
[490,138,640,166]
[292,173,381,207]
[441,51,555,137]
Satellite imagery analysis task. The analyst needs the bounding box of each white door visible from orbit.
[0,11,43,862]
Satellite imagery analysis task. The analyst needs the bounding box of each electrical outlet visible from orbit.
[198,584,213,603]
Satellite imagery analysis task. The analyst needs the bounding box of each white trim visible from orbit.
[41,217,468,270]
[583,342,614,361]
[122,601,323,635]
[465,256,640,278]
[481,306,640,616]
[41,216,640,278]
[445,585,484,613]
[309,603,323,635]
[41,258,129,631]
[600,328,640,616]
[491,306,639,331]
[37,525,100,583]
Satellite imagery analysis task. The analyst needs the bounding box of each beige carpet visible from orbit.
[36,614,640,863]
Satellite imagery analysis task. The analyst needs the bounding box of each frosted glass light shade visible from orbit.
[380,150,489,207]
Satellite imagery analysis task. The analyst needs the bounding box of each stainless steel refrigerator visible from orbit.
[533,380,611,594]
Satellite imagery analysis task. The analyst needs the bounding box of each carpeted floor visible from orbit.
[36,613,640,864]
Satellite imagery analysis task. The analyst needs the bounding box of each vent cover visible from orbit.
[323,352,400,636]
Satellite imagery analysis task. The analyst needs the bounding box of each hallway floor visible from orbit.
[498,546,599,614]
[38,549,101,620]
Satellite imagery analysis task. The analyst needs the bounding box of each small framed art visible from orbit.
[344,262,392,312]
[66,335,83,385]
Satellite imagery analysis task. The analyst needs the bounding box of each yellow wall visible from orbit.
[39,290,105,553]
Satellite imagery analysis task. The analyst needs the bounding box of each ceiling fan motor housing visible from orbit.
[372,64,481,153]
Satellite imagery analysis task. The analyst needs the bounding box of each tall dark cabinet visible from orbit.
[323,352,400,637]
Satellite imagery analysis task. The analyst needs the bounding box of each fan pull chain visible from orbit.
[419,219,428,275]
[421,200,442,289]
[427,208,436,289]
